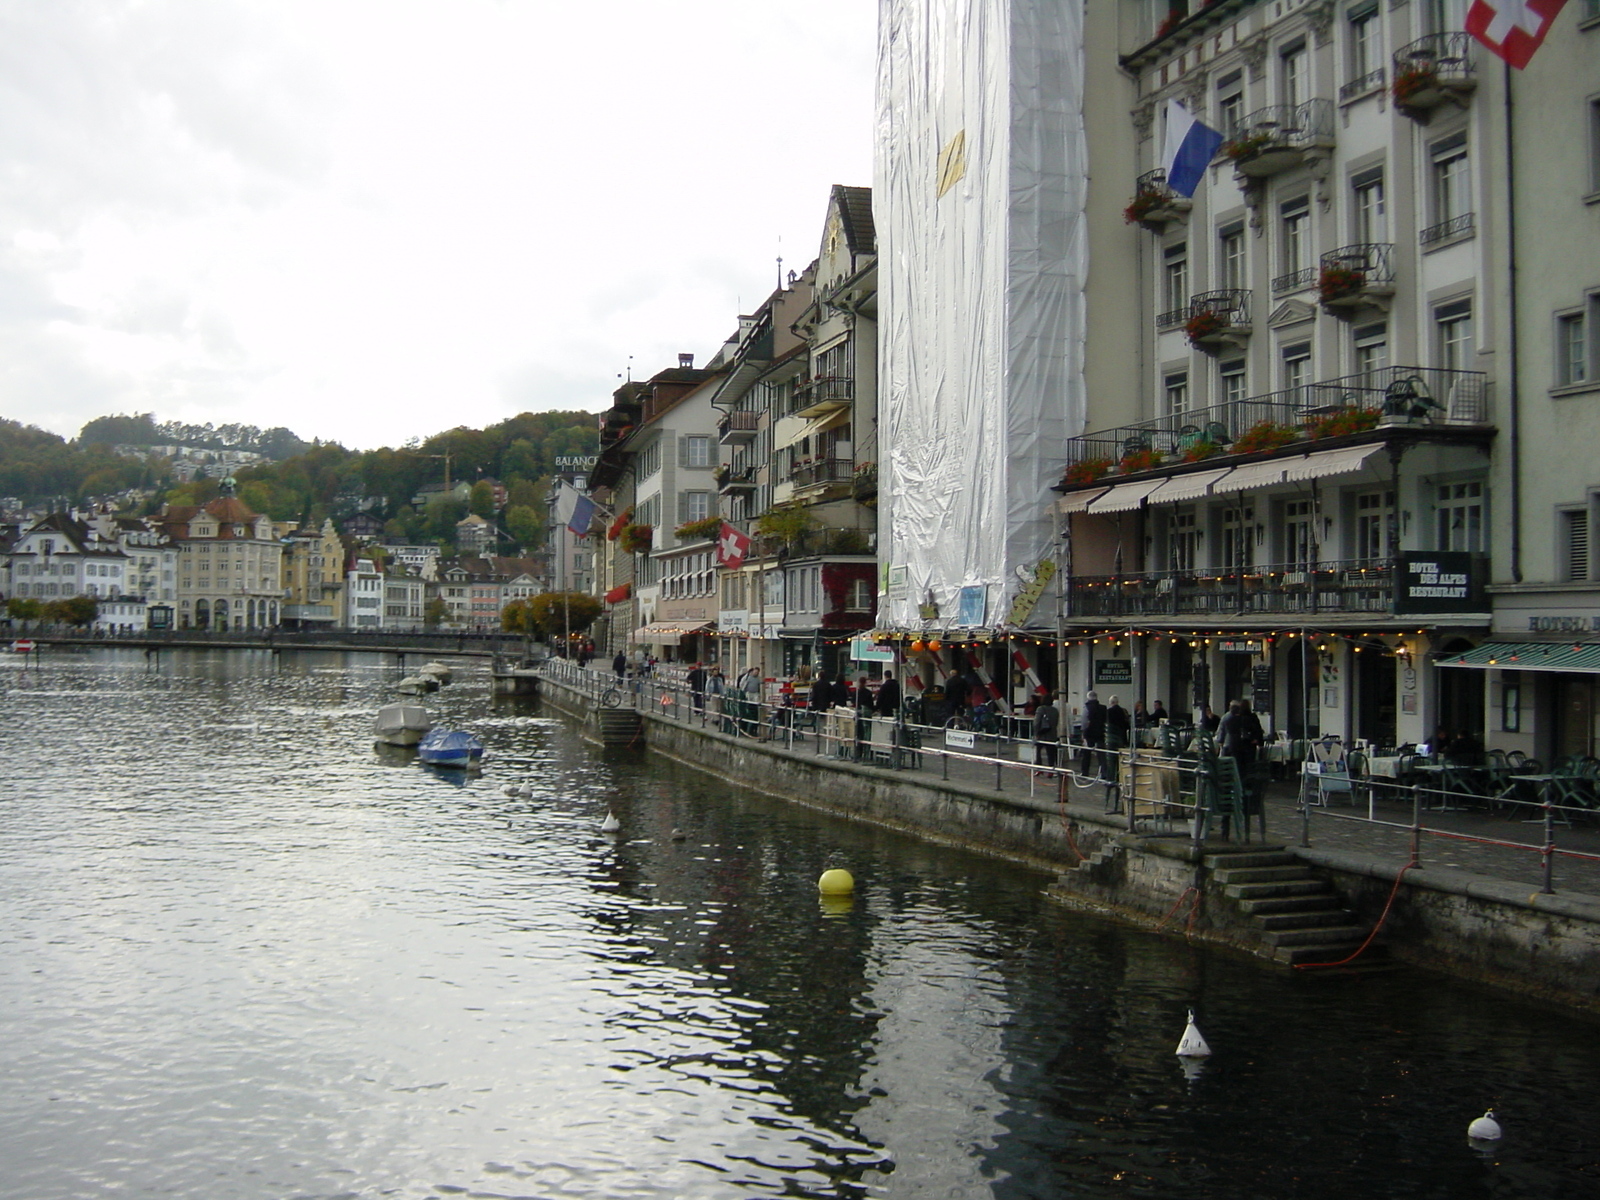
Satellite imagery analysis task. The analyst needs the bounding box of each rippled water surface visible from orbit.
[3,649,1599,1199]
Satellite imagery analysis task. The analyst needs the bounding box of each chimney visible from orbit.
[678,353,694,369]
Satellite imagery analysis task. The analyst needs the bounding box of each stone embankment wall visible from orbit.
[536,675,1600,1013]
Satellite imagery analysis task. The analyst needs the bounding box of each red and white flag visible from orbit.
[1465,0,1569,69]
[715,521,751,570]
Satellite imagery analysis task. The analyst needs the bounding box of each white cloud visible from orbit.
[0,0,875,450]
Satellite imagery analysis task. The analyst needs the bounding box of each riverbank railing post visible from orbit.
[1542,779,1556,895]
[1300,769,1311,849]
[1410,783,1423,868]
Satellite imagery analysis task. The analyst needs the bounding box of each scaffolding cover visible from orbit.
[876,0,1086,629]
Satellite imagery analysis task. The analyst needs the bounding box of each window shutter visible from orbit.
[1568,511,1591,581]
[676,491,688,527]
[678,436,690,469]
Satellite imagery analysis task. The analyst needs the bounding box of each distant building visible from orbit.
[154,478,283,630]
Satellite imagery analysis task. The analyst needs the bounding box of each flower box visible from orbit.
[1064,456,1114,485]
[1232,420,1298,455]
[1306,407,1380,440]
[1119,448,1166,474]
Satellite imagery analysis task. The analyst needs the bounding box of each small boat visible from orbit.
[417,728,484,769]
[373,702,433,747]
[395,674,440,695]
[418,660,453,685]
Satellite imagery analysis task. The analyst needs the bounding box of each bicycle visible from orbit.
[599,687,623,708]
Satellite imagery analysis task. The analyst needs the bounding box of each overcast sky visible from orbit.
[0,0,876,451]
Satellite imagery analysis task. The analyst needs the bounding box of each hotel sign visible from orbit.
[1396,552,1481,614]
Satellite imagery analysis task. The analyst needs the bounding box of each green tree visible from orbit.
[528,591,602,638]
[423,597,449,629]
[505,505,543,551]
[423,494,469,542]
[43,595,98,626]
[7,597,42,622]
[469,479,497,519]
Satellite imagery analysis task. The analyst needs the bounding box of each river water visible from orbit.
[2,649,1598,1199]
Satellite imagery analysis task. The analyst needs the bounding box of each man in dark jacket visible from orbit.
[1033,691,1061,770]
[686,662,708,714]
[1080,690,1106,774]
[875,674,901,717]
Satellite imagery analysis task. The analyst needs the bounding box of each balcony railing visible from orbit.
[1185,289,1252,348]
[793,375,854,418]
[1272,266,1316,295]
[1339,67,1386,102]
[717,409,759,445]
[715,465,757,492]
[1420,212,1475,246]
[1126,168,1192,229]
[1392,33,1477,112]
[1318,243,1396,310]
[1222,100,1335,177]
[1068,555,1485,619]
[790,457,854,489]
[1060,365,1490,476]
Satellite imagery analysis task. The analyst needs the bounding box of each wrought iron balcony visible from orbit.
[793,375,853,419]
[1185,289,1252,349]
[1222,100,1335,178]
[1392,33,1477,114]
[1068,555,1487,620]
[1339,67,1386,102]
[1420,212,1475,247]
[790,457,854,490]
[1126,168,1192,230]
[1058,365,1490,480]
[715,465,757,493]
[1272,266,1316,295]
[717,409,759,445]
[1318,243,1396,312]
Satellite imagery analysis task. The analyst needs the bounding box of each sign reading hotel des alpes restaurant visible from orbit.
[1395,552,1482,615]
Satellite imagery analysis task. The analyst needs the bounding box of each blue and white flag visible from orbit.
[1161,100,1225,198]
[566,493,598,536]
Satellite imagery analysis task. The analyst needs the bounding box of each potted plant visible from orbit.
[607,505,634,541]
[1222,130,1273,162]
[1119,447,1167,473]
[674,515,723,541]
[1182,439,1222,463]
[1123,185,1167,225]
[618,523,653,554]
[1318,265,1367,304]
[1392,63,1439,107]
[1064,456,1114,485]
[1307,407,1381,439]
[1185,308,1228,344]
[1232,420,1298,455]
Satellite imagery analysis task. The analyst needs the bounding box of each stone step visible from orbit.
[1224,879,1335,901]
[1203,850,1297,871]
[1238,893,1345,916]
[1211,865,1314,885]
[1264,924,1369,948]
[1256,908,1357,931]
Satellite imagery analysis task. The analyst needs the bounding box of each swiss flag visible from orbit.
[716,521,751,570]
[1465,0,1569,69]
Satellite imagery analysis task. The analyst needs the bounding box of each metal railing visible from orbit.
[715,465,757,492]
[1319,242,1395,293]
[717,410,759,442]
[789,457,854,489]
[1420,212,1475,246]
[1060,365,1489,472]
[1339,68,1386,101]
[1272,266,1316,294]
[1063,557,1487,618]
[1156,305,1190,330]
[1225,100,1335,157]
[1189,288,1251,327]
[1392,32,1477,88]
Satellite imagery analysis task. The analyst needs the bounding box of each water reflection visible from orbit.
[0,650,1597,1199]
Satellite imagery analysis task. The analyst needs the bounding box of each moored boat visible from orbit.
[373,702,433,747]
[395,674,439,695]
[418,660,453,685]
[417,728,484,769]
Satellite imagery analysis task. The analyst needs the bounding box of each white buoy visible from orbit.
[1468,1110,1502,1141]
[1175,1008,1211,1058]
[601,810,621,833]
[518,783,534,798]
[670,828,687,840]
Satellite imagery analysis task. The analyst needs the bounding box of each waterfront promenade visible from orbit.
[544,658,1600,903]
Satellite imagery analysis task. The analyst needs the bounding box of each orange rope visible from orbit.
[1293,860,1416,971]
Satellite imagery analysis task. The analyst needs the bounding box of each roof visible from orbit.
[833,185,875,256]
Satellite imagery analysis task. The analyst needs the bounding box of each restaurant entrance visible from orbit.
[1552,674,1596,760]
[1356,651,1397,749]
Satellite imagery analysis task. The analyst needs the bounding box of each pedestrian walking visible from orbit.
[1033,691,1061,772]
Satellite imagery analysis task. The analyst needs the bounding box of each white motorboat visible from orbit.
[374,702,433,746]
[418,660,453,685]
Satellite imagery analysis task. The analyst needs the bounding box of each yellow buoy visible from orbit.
[818,868,855,895]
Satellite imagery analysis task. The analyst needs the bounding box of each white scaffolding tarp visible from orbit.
[876,0,1087,629]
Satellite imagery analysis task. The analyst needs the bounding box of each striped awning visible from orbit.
[1057,487,1109,514]
[1281,443,1385,483]
[1086,477,1169,514]
[1435,642,1600,674]
[1146,466,1233,504]
[1215,458,1289,492]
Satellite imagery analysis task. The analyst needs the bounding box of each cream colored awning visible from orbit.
[1057,487,1109,514]
[1281,443,1386,482]
[1214,458,1289,492]
[1146,466,1234,504]
[1086,477,1170,513]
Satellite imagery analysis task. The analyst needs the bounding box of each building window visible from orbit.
[1163,242,1189,313]
[1555,298,1597,387]
[1424,133,1473,243]
[1279,40,1307,109]
[1165,371,1189,418]
[1435,299,1475,373]
[681,436,711,468]
[1436,482,1484,552]
[1216,71,1245,136]
[1352,169,1386,244]
[1281,341,1313,399]
[1280,196,1311,285]
[1222,504,1254,571]
[678,490,711,525]
[1219,359,1247,408]
[1346,4,1382,95]
[1353,322,1389,375]
[845,579,873,612]
[1218,225,1246,291]
[1355,490,1394,562]
[1284,498,1316,569]
[1170,509,1199,573]
[1564,507,1592,581]
[1421,0,1468,35]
